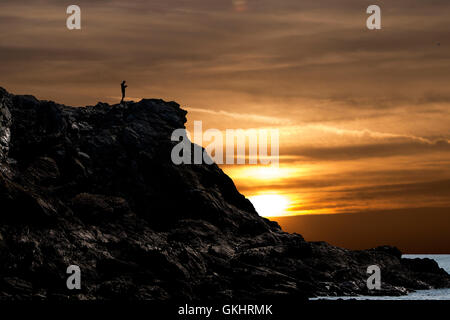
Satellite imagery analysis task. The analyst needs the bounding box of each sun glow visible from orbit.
[226,165,305,182]
[248,194,291,217]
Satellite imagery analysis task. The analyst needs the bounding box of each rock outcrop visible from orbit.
[0,87,449,301]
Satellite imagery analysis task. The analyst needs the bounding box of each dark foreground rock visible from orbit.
[0,87,449,301]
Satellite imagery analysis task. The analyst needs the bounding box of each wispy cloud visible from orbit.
[188,107,292,125]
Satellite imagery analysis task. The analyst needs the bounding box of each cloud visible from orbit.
[188,107,291,125]
[282,140,450,162]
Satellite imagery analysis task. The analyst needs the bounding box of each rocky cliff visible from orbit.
[0,87,449,301]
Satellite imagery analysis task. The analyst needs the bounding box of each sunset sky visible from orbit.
[1,0,449,252]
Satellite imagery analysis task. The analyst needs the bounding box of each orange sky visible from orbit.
[1,0,449,252]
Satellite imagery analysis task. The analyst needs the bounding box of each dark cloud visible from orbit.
[330,178,450,200]
[235,167,450,193]
[282,140,450,161]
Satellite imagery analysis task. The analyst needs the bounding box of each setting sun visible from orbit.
[248,194,290,217]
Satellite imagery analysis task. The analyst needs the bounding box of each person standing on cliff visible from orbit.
[120,81,128,104]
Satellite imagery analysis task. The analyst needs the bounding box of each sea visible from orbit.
[311,255,450,300]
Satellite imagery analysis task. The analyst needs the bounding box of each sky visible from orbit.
[1,0,449,252]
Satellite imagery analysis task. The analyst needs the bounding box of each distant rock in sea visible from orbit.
[0,86,449,300]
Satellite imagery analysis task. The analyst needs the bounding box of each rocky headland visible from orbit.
[0,87,449,301]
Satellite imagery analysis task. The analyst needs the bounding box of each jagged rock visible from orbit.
[370,245,403,259]
[71,193,130,223]
[0,86,449,301]
[402,258,444,274]
[24,157,60,186]
[0,88,12,161]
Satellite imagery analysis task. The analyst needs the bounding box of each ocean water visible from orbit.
[311,255,450,300]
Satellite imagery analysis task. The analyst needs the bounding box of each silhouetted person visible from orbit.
[121,81,128,103]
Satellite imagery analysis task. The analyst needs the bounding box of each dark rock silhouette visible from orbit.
[0,87,449,301]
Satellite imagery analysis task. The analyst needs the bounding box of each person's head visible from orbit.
[122,80,126,84]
